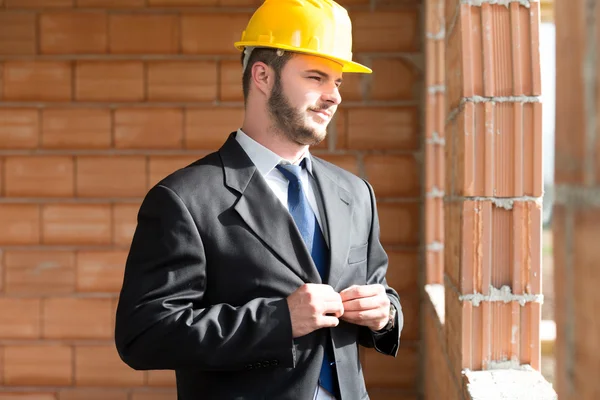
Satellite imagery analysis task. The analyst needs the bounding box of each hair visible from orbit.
[241,48,294,102]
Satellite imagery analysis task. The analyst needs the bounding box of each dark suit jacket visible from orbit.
[115,133,403,400]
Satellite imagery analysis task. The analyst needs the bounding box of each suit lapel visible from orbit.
[311,158,353,291]
[220,133,321,284]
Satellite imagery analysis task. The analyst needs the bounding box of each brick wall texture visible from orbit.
[0,1,423,399]
[424,0,544,398]
[554,0,600,399]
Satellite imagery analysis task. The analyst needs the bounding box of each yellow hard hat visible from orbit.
[234,0,372,74]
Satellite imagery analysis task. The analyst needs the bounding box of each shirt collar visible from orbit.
[235,129,313,176]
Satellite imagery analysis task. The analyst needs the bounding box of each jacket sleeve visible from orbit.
[114,184,295,371]
[357,180,403,356]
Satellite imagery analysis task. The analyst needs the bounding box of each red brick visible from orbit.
[370,58,418,100]
[76,0,144,6]
[109,15,179,54]
[386,251,419,293]
[43,298,113,339]
[351,10,419,53]
[218,0,260,5]
[75,345,144,386]
[42,204,112,245]
[5,251,75,295]
[115,108,183,149]
[148,61,217,102]
[0,204,40,245]
[58,390,128,400]
[149,0,217,5]
[76,156,147,198]
[76,61,144,102]
[0,109,39,149]
[219,60,243,102]
[0,298,41,339]
[332,109,347,149]
[185,108,243,150]
[317,154,360,176]
[42,109,111,149]
[181,13,252,55]
[76,250,127,292]
[363,346,418,388]
[148,155,200,188]
[130,394,176,400]
[0,13,36,55]
[5,156,74,197]
[364,155,420,197]
[3,61,72,101]
[4,345,72,386]
[113,203,140,246]
[347,108,418,150]
[6,0,72,7]
[338,72,363,102]
[40,12,107,54]
[0,394,57,400]
[147,370,176,387]
[378,202,420,246]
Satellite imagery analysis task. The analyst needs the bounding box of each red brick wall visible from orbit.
[0,1,423,399]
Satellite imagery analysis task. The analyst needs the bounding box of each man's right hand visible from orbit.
[286,284,344,338]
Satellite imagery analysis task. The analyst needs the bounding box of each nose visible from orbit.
[321,84,342,106]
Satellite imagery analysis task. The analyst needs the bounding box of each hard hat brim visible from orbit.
[234,42,373,74]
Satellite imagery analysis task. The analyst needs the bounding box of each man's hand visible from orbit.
[287,284,344,339]
[339,284,390,331]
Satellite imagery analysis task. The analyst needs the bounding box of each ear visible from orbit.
[250,61,274,97]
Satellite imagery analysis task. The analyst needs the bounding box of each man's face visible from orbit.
[267,54,343,147]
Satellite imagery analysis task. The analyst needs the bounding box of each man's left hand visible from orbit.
[339,284,390,331]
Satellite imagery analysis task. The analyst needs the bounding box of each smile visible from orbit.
[310,109,332,119]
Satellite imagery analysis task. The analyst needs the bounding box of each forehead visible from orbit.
[285,53,344,77]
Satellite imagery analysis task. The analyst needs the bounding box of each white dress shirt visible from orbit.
[234,129,336,400]
[235,129,324,231]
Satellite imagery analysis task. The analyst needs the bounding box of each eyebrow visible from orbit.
[305,69,343,84]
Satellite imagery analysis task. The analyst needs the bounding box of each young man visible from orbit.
[115,1,403,399]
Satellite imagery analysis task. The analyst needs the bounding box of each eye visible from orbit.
[309,76,322,82]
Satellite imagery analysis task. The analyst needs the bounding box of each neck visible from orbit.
[241,105,309,163]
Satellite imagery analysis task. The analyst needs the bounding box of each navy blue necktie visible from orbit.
[276,161,338,398]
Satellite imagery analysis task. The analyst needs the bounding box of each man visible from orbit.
[115,0,403,399]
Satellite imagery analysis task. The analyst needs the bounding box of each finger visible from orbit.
[317,315,339,328]
[323,301,344,317]
[340,284,384,302]
[340,309,388,325]
[342,295,387,312]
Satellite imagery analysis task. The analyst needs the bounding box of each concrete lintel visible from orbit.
[459,285,544,307]
[463,367,558,400]
[461,0,536,8]
[554,184,600,208]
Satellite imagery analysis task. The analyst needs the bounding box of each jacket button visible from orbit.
[271,360,279,366]
[245,364,253,370]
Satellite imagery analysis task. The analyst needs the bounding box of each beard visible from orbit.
[267,74,331,147]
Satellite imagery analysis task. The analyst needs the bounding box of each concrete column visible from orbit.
[554,0,600,399]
